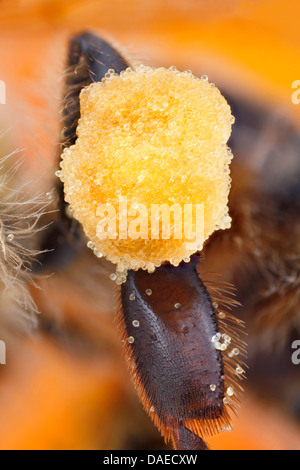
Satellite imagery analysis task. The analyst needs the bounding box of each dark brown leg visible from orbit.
[119,254,229,449]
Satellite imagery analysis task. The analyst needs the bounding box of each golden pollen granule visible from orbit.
[60,65,234,279]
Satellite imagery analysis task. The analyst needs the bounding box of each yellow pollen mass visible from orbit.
[60,65,234,277]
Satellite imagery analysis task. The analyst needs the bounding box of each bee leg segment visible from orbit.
[172,424,209,450]
[118,254,229,450]
[62,32,130,150]
[35,32,130,271]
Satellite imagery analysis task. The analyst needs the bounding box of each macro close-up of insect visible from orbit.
[41,30,247,450]
[0,0,300,454]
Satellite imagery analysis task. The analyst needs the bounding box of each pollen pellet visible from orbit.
[60,65,234,275]
[66,205,74,217]
[214,341,223,351]
[211,333,222,343]
[223,334,232,344]
[94,249,103,258]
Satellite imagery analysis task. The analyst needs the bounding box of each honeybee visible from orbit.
[1,31,299,450]
[38,31,245,450]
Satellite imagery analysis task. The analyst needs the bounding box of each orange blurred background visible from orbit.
[0,0,300,450]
